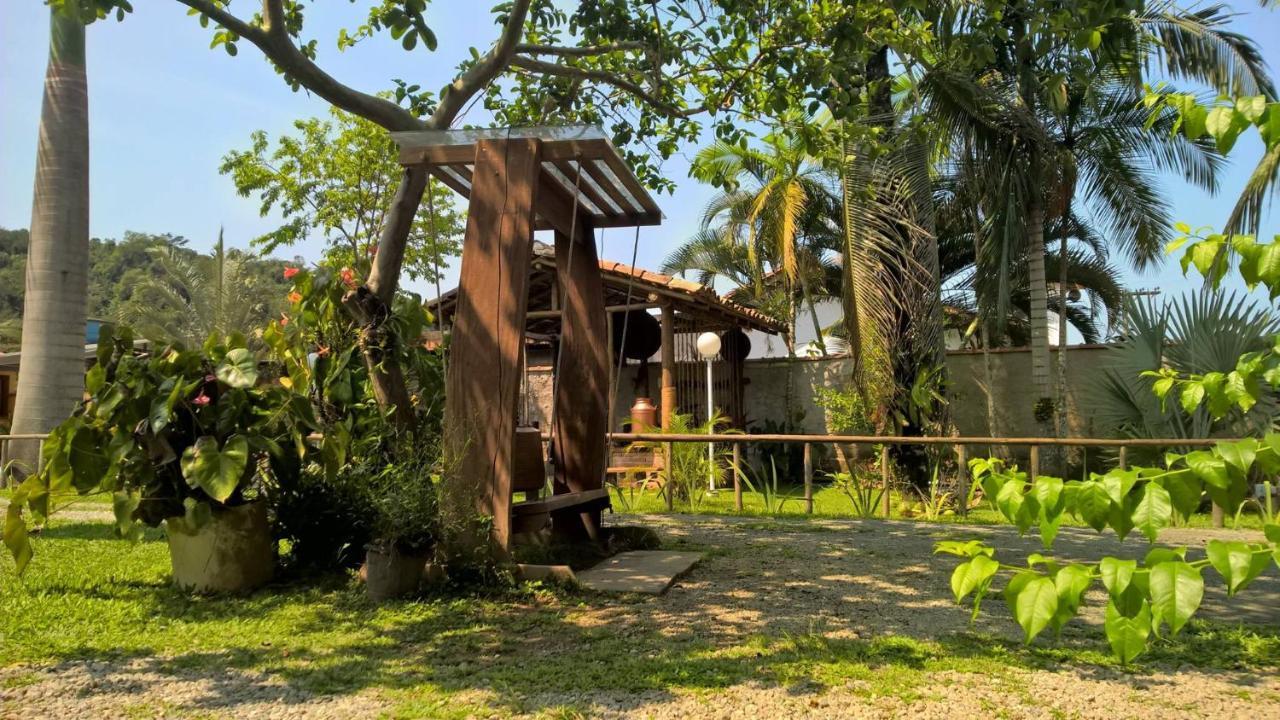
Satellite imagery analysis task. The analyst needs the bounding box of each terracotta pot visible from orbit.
[365,544,429,601]
[166,501,274,594]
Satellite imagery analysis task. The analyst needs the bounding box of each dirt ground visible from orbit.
[3,512,1278,719]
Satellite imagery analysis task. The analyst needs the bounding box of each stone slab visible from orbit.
[576,551,702,595]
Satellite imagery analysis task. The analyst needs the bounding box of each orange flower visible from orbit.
[287,291,303,304]
[340,266,357,289]
[283,266,300,279]
[280,313,290,327]
[315,344,331,358]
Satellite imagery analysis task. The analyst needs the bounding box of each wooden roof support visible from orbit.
[441,137,541,557]
[659,302,676,430]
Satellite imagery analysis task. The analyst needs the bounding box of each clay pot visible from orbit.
[630,397,658,430]
[365,544,429,601]
[166,501,274,594]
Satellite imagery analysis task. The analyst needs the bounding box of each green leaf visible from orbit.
[1075,480,1113,532]
[1179,382,1205,414]
[1105,599,1152,664]
[1206,540,1270,596]
[216,348,258,389]
[1130,482,1172,543]
[111,491,144,542]
[1099,556,1137,600]
[1004,573,1058,643]
[935,539,995,558]
[951,554,999,603]
[1217,438,1257,478]
[1156,469,1202,521]
[3,503,32,575]
[1100,468,1138,506]
[179,435,250,503]
[1205,106,1244,154]
[68,427,107,493]
[1148,561,1203,636]
[1236,95,1267,123]
[1049,564,1092,635]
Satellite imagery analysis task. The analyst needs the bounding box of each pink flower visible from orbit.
[192,393,211,407]
[283,266,300,279]
[280,313,290,327]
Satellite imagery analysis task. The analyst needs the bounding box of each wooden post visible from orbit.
[551,215,609,541]
[956,443,969,517]
[733,442,743,512]
[803,442,814,514]
[1117,446,1128,470]
[664,440,675,510]
[659,302,676,430]
[441,138,540,556]
[1029,445,1040,481]
[880,445,891,517]
[1212,502,1225,528]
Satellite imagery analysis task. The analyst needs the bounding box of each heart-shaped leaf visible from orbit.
[1006,574,1058,644]
[180,435,250,503]
[1206,540,1270,596]
[951,554,1000,603]
[216,348,258,389]
[1131,482,1172,543]
[1105,599,1151,664]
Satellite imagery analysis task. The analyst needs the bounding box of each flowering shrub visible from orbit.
[3,328,317,573]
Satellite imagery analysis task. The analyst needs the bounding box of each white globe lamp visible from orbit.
[695,332,722,492]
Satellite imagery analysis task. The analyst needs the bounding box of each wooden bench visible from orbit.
[508,427,611,537]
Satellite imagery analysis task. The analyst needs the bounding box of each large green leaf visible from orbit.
[1130,482,1172,543]
[1206,540,1271,596]
[1049,564,1092,635]
[1216,439,1257,479]
[1147,561,1203,636]
[3,503,32,575]
[1099,557,1137,600]
[1075,480,1112,532]
[179,435,250,503]
[68,426,108,493]
[1005,573,1058,644]
[1105,599,1152,664]
[951,554,999,603]
[216,348,259,389]
[1158,470,1203,521]
[1100,468,1139,506]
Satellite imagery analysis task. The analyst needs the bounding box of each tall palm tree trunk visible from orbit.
[1025,192,1053,423]
[1055,227,1070,470]
[11,10,90,470]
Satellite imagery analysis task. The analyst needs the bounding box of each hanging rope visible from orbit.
[603,223,643,485]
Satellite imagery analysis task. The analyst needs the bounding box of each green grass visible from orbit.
[2,519,1277,718]
[611,480,1270,530]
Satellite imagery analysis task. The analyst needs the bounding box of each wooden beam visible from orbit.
[441,137,542,556]
[526,302,656,319]
[659,302,676,430]
[550,216,610,542]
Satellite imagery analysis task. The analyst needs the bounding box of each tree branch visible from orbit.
[175,0,426,132]
[515,41,647,57]
[429,0,532,128]
[508,55,699,119]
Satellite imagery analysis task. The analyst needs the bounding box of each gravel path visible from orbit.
[2,513,1277,719]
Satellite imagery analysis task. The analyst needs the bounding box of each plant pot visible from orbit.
[166,500,274,594]
[365,544,429,601]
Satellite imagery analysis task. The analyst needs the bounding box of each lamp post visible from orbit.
[695,331,721,494]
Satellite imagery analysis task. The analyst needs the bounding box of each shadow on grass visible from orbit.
[7,520,1280,717]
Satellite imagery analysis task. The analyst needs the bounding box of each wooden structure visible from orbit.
[395,126,665,554]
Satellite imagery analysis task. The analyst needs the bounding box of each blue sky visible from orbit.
[2,1,1279,305]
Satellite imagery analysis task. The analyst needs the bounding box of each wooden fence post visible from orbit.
[664,441,675,511]
[1029,445,1040,481]
[880,445,891,517]
[1117,446,1128,470]
[956,443,969,517]
[803,442,814,514]
[733,442,743,512]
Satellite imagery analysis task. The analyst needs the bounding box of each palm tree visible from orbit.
[115,230,284,348]
[10,8,91,470]
[690,119,842,354]
[918,1,1268,443]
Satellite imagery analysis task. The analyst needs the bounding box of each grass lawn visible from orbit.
[2,516,1278,718]
[612,479,1268,530]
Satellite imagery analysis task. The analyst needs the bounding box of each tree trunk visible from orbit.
[798,269,827,356]
[1055,227,1070,472]
[1026,191,1053,419]
[342,165,428,432]
[11,10,90,470]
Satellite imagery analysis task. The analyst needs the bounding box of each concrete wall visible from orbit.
[524,344,1118,439]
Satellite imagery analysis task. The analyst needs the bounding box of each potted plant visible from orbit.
[361,448,440,601]
[3,326,316,593]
